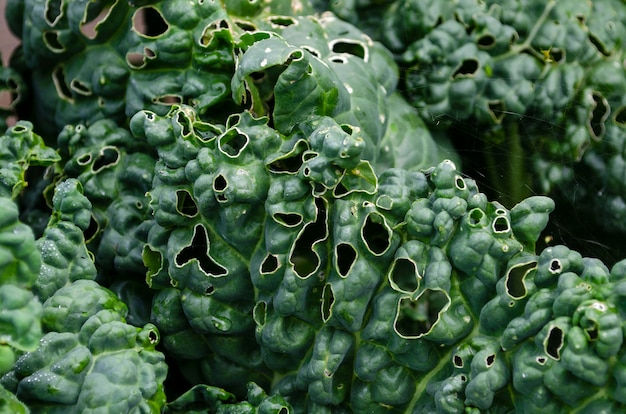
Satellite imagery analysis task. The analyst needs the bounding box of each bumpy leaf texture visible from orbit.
[131,104,626,412]
[321,0,626,259]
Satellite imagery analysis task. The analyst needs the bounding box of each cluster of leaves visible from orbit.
[322,0,626,262]
[2,0,626,413]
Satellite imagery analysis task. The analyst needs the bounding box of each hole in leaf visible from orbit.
[273,213,302,227]
[536,356,547,365]
[394,289,449,338]
[389,258,419,293]
[70,79,91,95]
[588,33,610,57]
[550,48,564,63]
[330,40,366,59]
[176,189,198,217]
[253,301,267,326]
[302,46,320,58]
[614,107,626,125]
[477,34,495,49]
[321,283,334,322]
[176,111,192,137]
[485,354,495,367]
[84,214,99,243]
[153,95,182,105]
[45,0,64,25]
[133,6,169,37]
[234,20,256,31]
[586,325,598,341]
[219,129,249,157]
[92,147,120,172]
[148,329,159,343]
[329,56,348,64]
[469,208,486,226]
[44,30,66,52]
[549,259,562,274]
[213,174,227,191]
[453,355,463,368]
[126,52,145,68]
[505,261,537,299]
[545,326,564,360]
[205,285,215,295]
[488,100,505,123]
[52,66,73,100]
[81,0,115,39]
[261,254,279,274]
[77,153,92,165]
[175,225,227,276]
[268,16,296,27]
[200,19,229,46]
[455,175,466,190]
[361,212,391,256]
[289,198,327,278]
[492,216,510,233]
[126,47,156,69]
[452,59,479,78]
[588,91,609,139]
[335,243,357,277]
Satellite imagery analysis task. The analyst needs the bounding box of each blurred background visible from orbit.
[1,0,19,116]
[1,0,18,65]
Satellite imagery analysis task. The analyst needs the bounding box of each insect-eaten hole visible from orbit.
[176,189,199,217]
[485,354,496,367]
[261,254,279,274]
[505,260,537,299]
[92,146,120,172]
[213,174,228,203]
[389,258,419,293]
[153,95,182,105]
[289,198,327,278]
[588,33,610,57]
[488,100,505,123]
[544,325,564,360]
[45,0,63,25]
[394,289,449,338]
[133,6,169,37]
[200,19,230,46]
[80,0,116,39]
[253,301,267,326]
[267,16,297,27]
[330,40,366,60]
[452,59,479,78]
[84,214,100,243]
[614,106,626,126]
[335,243,357,277]
[492,216,510,234]
[43,30,65,52]
[219,129,249,158]
[361,212,392,256]
[127,47,156,69]
[453,354,463,368]
[549,259,562,274]
[147,329,159,344]
[321,283,335,322]
[70,79,91,96]
[273,212,303,227]
[468,208,486,227]
[476,34,496,49]
[52,66,73,101]
[176,110,192,137]
[588,91,609,139]
[175,225,227,276]
[267,141,308,174]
